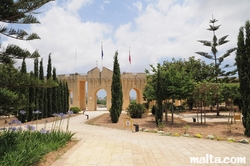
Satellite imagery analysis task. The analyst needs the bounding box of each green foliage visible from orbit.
[145,61,195,124]
[151,105,156,115]
[0,130,73,166]
[127,103,146,118]
[109,51,123,123]
[0,0,54,64]
[155,64,163,125]
[47,54,52,117]
[52,67,58,113]
[196,16,237,116]
[193,82,221,106]
[236,20,250,136]
[143,57,212,103]
[97,98,106,105]
[38,59,45,118]
[65,82,69,112]
[70,107,80,114]
[196,16,237,83]
[0,0,57,118]
[0,88,18,107]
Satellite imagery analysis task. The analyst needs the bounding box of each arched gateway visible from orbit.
[57,67,146,111]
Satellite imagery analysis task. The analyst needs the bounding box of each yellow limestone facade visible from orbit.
[57,67,147,111]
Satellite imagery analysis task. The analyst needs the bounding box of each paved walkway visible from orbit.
[46,111,249,166]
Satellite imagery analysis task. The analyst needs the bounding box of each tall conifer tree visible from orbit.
[39,59,45,118]
[109,51,123,123]
[28,71,35,121]
[235,20,250,136]
[58,81,63,113]
[19,58,29,122]
[34,57,39,110]
[65,82,69,112]
[46,54,52,116]
[52,67,58,113]
[196,16,237,116]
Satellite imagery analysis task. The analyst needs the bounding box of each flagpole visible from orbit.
[101,41,103,70]
[101,42,103,69]
[75,47,77,73]
[129,47,131,72]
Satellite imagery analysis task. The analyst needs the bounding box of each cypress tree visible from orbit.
[39,59,45,118]
[62,81,69,112]
[34,57,39,110]
[65,82,69,112]
[235,20,250,136]
[28,71,35,121]
[109,51,123,123]
[58,81,63,113]
[52,67,58,113]
[19,58,29,122]
[63,81,67,112]
[46,54,52,116]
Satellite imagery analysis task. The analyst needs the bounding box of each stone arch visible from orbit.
[95,89,108,110]
[123,87,144,110]
[133,88,142,103]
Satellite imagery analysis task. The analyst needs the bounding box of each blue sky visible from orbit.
[2,0,250,76]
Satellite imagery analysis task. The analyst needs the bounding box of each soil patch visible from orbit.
[86,113,247,142]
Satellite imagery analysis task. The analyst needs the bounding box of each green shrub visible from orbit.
[0,130,74,166]
[127,103,146,118]
[70,107,80,114]
[143,102,149,109]
[151,105,156,116]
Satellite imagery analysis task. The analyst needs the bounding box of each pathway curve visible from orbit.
[48,111,249,166]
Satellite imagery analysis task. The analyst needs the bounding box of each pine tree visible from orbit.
[109,51,123,123]
[0,0,53,64]
[46,54,52,116]
[196,16,237,116]
[196,16,237,83]
[235,20,250,136]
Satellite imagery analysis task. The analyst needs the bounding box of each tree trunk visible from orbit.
[171,99,174,124]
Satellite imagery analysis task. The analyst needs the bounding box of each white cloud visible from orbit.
[66,0,93,13]
[133,1,143,12]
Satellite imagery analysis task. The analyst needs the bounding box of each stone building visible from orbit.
[57,67,147,111]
